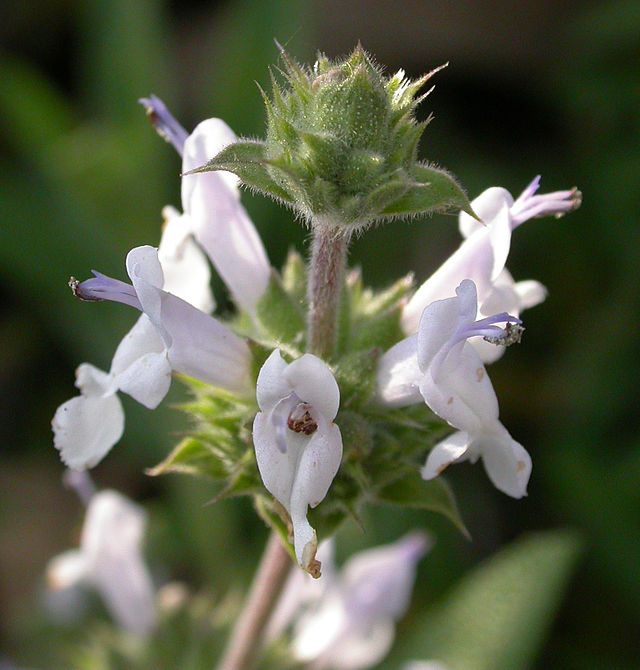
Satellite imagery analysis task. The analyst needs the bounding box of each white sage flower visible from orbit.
[46,489,156,635]
[378,279,531,498]
[253,350,343,576]
[141,94,271,314]
[402,176,580,362]
[53,245,251,470]
[291,532,431,670]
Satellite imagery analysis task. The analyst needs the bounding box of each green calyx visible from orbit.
[191,44,475,231]
[151,251,467,541]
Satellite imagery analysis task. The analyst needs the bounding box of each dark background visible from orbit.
[1,1,639,667]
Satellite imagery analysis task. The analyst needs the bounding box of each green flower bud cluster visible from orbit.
[192,44,474,231]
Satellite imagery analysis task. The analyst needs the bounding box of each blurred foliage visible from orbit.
[1,0,639,668]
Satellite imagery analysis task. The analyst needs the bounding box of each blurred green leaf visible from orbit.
[399,530,582,670]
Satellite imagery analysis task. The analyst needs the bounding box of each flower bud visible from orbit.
[191,45,474,232]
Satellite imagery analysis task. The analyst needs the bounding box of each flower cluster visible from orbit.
[52,48,580,581]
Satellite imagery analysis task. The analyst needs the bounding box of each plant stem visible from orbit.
[218,223,348,670]
[307,222,349,358]
[217,532,291,670]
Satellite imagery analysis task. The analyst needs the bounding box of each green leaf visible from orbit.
[381,162,476,218]
[350,305,405,352]
[401,530,583,670]
[377,469,468,537]
[147,437,229,480]
[192,140,294,204]
[255,271,306,347]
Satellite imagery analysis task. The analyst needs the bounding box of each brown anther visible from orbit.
[287,403,318,436]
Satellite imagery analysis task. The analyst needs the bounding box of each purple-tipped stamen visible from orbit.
[510,176,582,228]
[454,312,522,346]
[139,94,188,156]
[71,271,142,311]
[431,311,522,378]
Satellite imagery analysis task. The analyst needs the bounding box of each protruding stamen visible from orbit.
[139,95,188,157]
[71,271,142,310]
[484,322,525,346]
[455,312,522,345]
[510,176,582,228]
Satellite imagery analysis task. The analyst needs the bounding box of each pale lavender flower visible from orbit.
[53,244,249,470]
[141,95,270,314]
[291,532,431,669]
[378,280,530,497]
[253,350,343,576]
[46,488,156,635]
[402,176,580,363]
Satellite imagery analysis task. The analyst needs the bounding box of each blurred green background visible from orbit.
[1,0,639,668]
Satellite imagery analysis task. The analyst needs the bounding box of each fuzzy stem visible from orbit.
[217,532,291,670]
[307,222,349,358]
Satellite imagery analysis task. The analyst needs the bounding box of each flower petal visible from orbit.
[459,186,513,238]
[126,246,167,340]
[182,120,270,314]
[376,334,423,408]
[474,424,532,498]
[421,431,470,480]
[158,288,251,394]
[81,490,156,634]
[182,118,239,194]
[52,394,124,470]
[113,350,172,409]
[419,342,499,432]
[46,549,89,590]
[109,315,171,408]
[284,354,340,421]
[158,207,215,313]
[341,532,430,622]
[416,296,461,372]
[256,349,291,411]
[513,278,547,310]
[75,363,112,397]
[252,411,304,510]
[288,423,343,567]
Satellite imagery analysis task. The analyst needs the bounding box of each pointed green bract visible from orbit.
[193,140,294,204]
[192,45,473,230]
[381,162,476,218]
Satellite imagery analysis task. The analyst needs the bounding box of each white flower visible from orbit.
[402,176,580,362]
[53,245,250,470]
[291,532,431,670]
[378,280,531,498]
[141,95,271,314]
[402,662,450,670]
[46,489,156,635]
[253,350,343,576]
